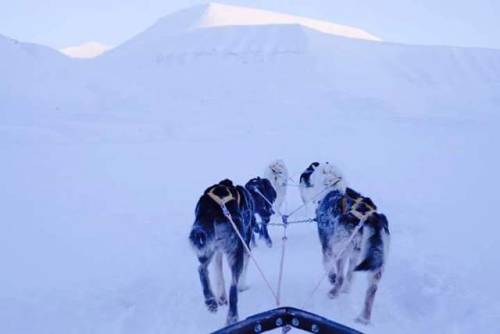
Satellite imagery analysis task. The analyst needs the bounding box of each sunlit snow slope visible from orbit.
[61,42,111,58]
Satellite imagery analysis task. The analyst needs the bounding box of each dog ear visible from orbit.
[219,179,233,187]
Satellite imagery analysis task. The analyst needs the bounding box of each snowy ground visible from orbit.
[2,115,499,333]
[1,4,500,334]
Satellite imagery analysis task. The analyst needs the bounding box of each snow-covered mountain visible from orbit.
[99,21,500,122]
[2,3,500,129]
[118,3,380,46]
[0,33,74,89]
[1,4,500,334]
[61,41,111,58]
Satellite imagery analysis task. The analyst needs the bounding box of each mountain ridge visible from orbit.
[107,3,380,57]
[1,3,499,126]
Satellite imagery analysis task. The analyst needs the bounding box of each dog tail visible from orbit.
[355,214,390,272]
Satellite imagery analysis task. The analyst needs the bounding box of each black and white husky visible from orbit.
[316,180,390,324]
[299,162,320,205]
[245,177,277,247]
[300,162,347,206]
[188,178,274,325]
[264,159,288,214]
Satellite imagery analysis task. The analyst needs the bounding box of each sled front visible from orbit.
[212,306,362,334]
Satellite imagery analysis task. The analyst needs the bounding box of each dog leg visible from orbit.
[328,256,346,299]
[251,231,257,248]
[322,247,339,299]
[238,251,250,292]
[198,253,217,313]
[227,247,244,325]
[251,220,259,248]
[342,242,361,294]
[274,185,285,215]
[260,218,273,248]
[214,252,228,306]
[356,269,383,324]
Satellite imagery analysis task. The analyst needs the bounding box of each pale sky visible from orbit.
[1,0,499,50]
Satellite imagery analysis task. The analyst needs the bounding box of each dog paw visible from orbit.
[328,273,337,285]
[205,298,218,313]
[355,316,370,325]
[217,295,228,306]
[328,288,340,299]
[226,314,239,325]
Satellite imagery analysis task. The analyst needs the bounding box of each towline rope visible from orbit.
[218,178,348,311]
[219,203,280,305]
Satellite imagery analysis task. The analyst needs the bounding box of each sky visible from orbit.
[1,0,499,50]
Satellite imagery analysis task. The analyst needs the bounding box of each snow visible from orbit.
[194,3,381,41]
[1,3,500,334]
[61,42,111,58]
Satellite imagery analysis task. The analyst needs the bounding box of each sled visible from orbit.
[212,306,362,334]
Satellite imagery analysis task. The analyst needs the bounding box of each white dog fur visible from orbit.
[264,159,288,214]
[300,162,347,207]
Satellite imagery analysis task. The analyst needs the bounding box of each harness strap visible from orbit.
[206,184,279,304]
[219,203,280,305]
[343,195,376,221]
[254,188,281,217]
[207,186,240,207]
[350,207,375,221]
[303,190,377,306]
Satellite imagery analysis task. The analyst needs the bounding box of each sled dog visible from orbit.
[316,182,390,324]
[189,178,275,324]
[264,159,288,214]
